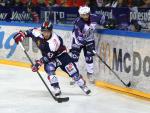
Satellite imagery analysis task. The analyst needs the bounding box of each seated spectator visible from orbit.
[54,0,64,6]
[44,0,50,7]
[128,20,141,32]
[32,0,39,7]
[20,0,29,6]
[141,0,150,8]
[86,0,98,8]
[0,0,5,6]
[132,0,145,7]
[74,0,86,7]
[96,0,104,7]
[61,0,74,7]
[27,5,40,23]
[4,0,16,7]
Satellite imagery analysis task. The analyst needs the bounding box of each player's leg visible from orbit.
[69,39,82,85]
[83,41,95,84]
[59,53,91,95]
[44,62,61,96]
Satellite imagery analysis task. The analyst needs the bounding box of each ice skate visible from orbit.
[75,75,91,95]
[80,85,91,95]
[87,72,95,84]
[53,86,61,96]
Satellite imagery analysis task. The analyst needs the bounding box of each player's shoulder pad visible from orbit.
[32,28,42,37]
[48,33,60,52]
[73,17,81,24]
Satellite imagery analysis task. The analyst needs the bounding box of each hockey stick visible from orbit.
[19,42,69,103]
[92,50,131,87]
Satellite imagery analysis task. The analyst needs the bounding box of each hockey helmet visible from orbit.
[41,21,53,31]
[78,6,90,15]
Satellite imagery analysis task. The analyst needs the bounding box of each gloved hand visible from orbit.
[86,41,95,53]
[13,31,26,44]
[31,59,43,72]
[78,36,87,46]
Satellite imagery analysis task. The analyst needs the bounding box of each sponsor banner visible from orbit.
[95,33,150,93]
[0,6,40,22]
[40,7,78,24]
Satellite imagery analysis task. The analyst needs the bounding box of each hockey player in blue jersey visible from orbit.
[13,21,91,96]
[70,6,108,84]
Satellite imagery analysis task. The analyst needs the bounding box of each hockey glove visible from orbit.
[13,31,26,44]
[77,36,87,46]
[86,41,95,54]
[31,59,43,72]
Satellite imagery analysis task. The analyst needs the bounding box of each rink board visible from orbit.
[0,23,150,99]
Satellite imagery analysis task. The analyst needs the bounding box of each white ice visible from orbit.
[0,64,150,113]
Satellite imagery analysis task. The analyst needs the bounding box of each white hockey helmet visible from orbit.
[78,6,90,15]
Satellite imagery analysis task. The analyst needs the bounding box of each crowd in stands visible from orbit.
[0,0,150,8]
[0,0,149,32]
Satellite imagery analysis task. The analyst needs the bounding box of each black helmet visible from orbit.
[41,21,53,31]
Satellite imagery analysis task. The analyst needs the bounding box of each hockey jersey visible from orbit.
[25,28,66,60]
[72,14,107,45]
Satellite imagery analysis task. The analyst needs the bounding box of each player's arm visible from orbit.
[73,23,86,46]
[13,28,40,44]
[13,30,27,44]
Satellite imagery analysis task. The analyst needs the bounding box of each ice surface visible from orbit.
[0,64,150,113]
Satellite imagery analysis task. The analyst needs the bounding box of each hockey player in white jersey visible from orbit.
[13,21,91,96]
[70,6,109,84]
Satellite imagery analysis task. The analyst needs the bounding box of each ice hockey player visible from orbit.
[70,6,109,84]
[13,21,91,96]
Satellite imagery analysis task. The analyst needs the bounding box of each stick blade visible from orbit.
[56,97,69,103]
[126,82,131,87]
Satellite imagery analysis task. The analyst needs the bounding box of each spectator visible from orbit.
[127,0,133,7]
[44,0,50,7]
[54,0,64,6]
[0,0,5,6]
[96,0,104,7]
[141,0,150,8]
[132,0,145,7]
[59,0,74,7]
[31,0,39,7]
[20,0,29,6]
[74,0,86,7]
[4,0,16,7]
[86,0,98,8]
[128,20,141,32]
